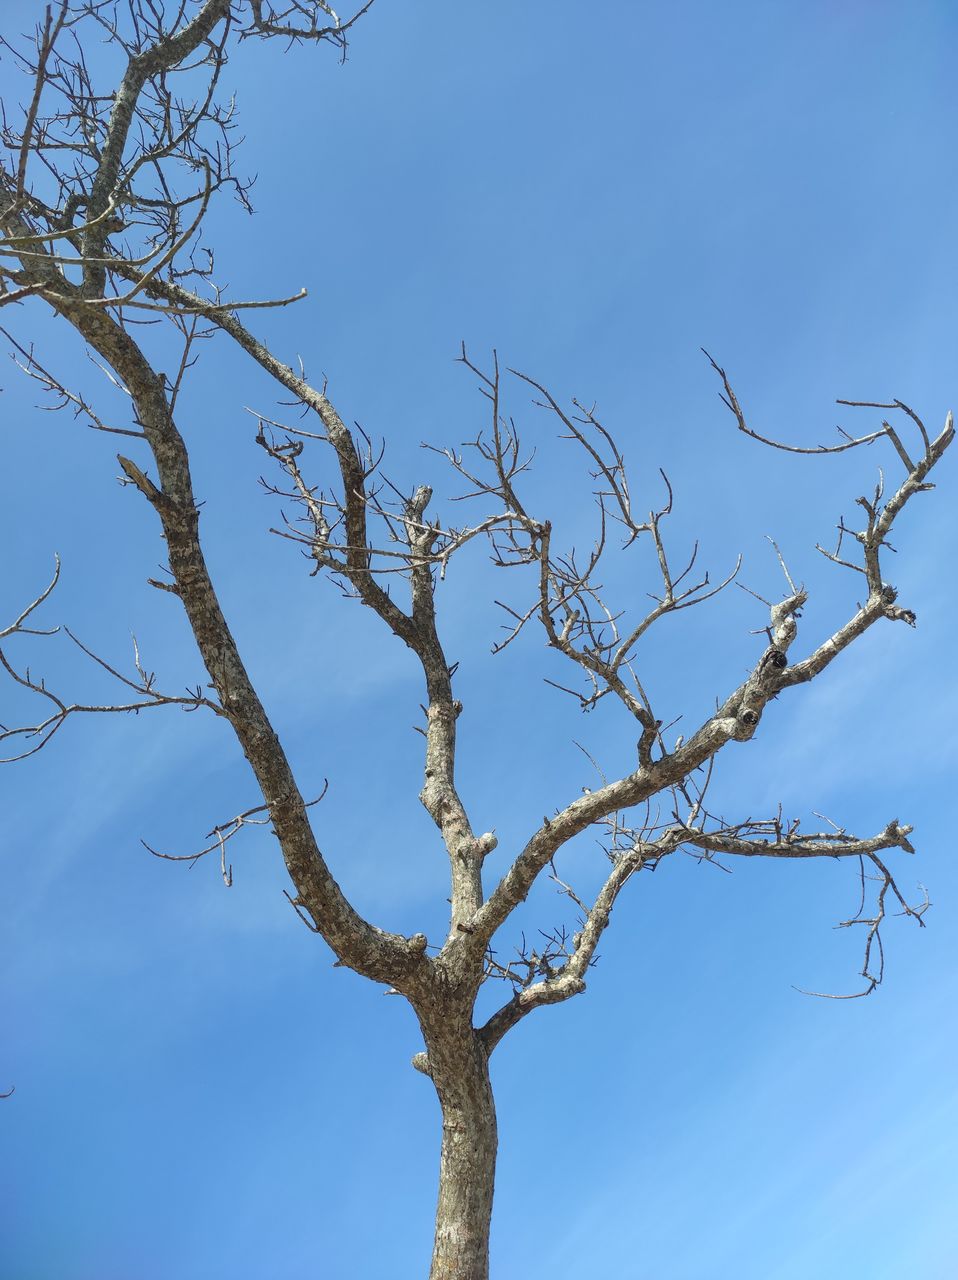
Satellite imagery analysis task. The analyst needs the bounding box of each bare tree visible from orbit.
[0,5,951,1277]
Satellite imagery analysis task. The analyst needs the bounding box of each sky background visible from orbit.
[2,2,957,1277]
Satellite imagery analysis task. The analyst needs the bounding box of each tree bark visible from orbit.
[427,1035,498,1280]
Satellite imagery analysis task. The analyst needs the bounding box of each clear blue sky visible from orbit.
[2,3,957,1277]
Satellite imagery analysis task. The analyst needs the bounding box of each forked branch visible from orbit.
[143,783,329,889]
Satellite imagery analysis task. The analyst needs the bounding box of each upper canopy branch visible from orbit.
[446,349,743,749]
[704,349,915,462]
[0,1,373,316]
[243,0,376,50]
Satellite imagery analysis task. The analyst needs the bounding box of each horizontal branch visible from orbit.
[678,818,915,860]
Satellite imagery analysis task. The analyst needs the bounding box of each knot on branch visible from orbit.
[405,485,432,521]
[475,831,498,858]
[761,646,788,672]
[732,706,761,740]
[770,590,807,626]
[880,582,916,625]
[885,606,917,627]
[878,586,916,626]
[885,820,916,854]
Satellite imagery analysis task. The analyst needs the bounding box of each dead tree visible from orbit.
[0,5,951,1277]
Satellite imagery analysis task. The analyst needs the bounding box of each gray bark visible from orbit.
[418,1024,497,1280]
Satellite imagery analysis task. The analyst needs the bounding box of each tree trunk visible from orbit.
[428,1036,498,1280]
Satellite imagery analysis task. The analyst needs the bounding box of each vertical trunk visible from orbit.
[428,1036,498,1280]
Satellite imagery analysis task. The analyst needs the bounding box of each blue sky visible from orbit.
[2,2,957,1277]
